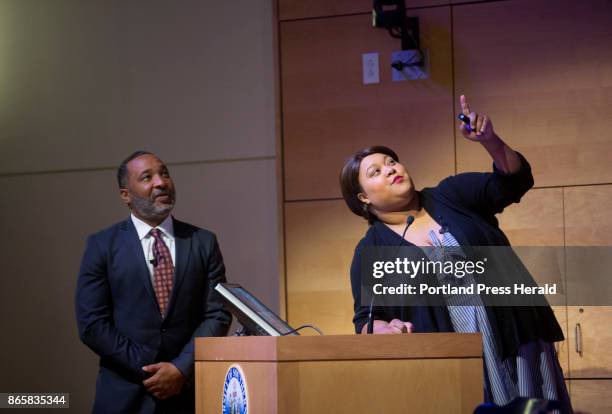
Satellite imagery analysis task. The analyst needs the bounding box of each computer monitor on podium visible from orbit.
[214,283,298,336]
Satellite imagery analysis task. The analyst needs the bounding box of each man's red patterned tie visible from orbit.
[150,228,174,316]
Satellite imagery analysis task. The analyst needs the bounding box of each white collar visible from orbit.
[131,213,175,241]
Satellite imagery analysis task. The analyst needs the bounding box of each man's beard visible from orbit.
[129,188,175,222]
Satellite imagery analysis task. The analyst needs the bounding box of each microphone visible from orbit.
[438,215,449,234]
[366,215,415,334]
[399,215,415,244]
[150,241,161,267]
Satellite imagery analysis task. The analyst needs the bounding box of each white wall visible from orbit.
[0,1,278,412]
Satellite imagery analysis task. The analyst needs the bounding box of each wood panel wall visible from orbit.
[278,0,612,409]
[281,8,455,201]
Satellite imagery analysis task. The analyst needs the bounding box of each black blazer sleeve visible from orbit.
[437,151,534,218]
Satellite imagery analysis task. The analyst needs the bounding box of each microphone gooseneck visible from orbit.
[366,214,415,334]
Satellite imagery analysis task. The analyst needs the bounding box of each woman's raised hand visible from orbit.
[459,94,496,142]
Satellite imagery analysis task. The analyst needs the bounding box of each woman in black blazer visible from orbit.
[339,96,573,413]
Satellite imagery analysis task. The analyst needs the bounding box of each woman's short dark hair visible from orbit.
[339,146,399,225]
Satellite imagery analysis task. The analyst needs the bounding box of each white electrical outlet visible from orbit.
[362,52,380,85]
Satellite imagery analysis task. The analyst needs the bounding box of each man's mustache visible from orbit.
[152,189,174,199]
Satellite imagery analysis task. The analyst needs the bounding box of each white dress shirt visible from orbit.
[131,213,176,284]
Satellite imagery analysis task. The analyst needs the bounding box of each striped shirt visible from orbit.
[425,230,572,412]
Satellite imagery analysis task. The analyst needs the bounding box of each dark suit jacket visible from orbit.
[76,217,231,414]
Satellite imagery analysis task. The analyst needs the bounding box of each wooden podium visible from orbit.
[195,333,483,414]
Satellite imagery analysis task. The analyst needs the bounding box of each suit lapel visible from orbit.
[167,218,192,316]
[120,219,160,312]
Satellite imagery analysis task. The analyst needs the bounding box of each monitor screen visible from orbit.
[215,283,298,336]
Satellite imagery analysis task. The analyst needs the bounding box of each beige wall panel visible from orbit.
[285,200,368,334]
[496,188,568,375]
[551,305,569,379]
[0,0,276,174]
[564,185,612,379]
[567,307,612,378]
[172,159,280,312]
[453,0,612,187]
[0,159,278,411]
[564,185,612,247]
[279,0,449,21]
[282,9,454,200]
[279,0,371,20]
[569,379,612,414]
[497,187,564,246]
[495,188,565,292]
[0,170,125,414]
[289,290,355,335]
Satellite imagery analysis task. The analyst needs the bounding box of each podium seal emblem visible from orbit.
[222,364,248,414]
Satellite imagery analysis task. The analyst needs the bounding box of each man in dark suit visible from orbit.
[76,151,231,413]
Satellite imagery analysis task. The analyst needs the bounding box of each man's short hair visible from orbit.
[117,150,153,189]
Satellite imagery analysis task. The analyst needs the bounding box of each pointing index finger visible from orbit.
[460,94,471,116]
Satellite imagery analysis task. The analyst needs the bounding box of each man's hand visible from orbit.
[459,94,497,143]
[142,362,186,400]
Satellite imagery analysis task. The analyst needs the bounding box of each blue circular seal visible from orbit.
[222,364,248,414]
